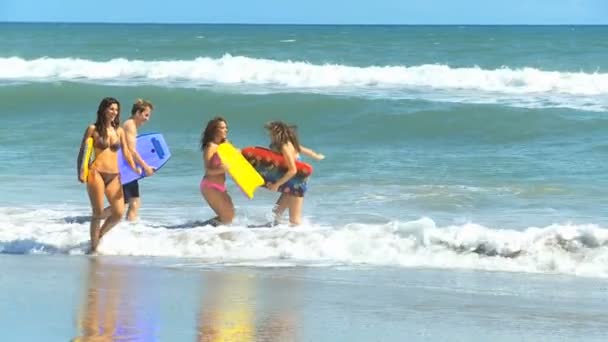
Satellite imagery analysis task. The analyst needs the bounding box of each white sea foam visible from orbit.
[0,55,606,111]
[2,207,608,278]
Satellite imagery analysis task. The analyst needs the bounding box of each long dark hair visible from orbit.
[265,121,301,152]
[94,97,121,140]
[200,116,227,150]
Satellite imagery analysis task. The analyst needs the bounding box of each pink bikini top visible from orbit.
[210,152,221,167]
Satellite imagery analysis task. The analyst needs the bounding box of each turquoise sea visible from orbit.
[1,24,608,340]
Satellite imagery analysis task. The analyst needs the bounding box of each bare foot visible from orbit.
[87,241,99,255]
[201,216,222,227]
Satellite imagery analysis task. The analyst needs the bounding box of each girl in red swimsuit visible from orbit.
[200,116,234,226]
[77,97,138,253]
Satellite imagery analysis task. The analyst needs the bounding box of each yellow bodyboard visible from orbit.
[217,142,264,199]
[80,137,94,182]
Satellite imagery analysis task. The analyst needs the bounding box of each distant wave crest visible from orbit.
[0,55,606,111]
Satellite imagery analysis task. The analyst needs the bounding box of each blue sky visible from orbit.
[1,0,606,24]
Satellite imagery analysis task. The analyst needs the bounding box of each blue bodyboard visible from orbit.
[118,133,171,185]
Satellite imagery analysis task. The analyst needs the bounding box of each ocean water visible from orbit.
[1,24,608,280]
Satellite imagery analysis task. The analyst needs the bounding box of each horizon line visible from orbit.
[1,21,607,26]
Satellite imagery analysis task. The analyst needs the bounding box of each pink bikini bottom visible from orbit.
[200,178,226,193]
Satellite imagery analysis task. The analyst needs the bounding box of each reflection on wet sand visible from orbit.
[197,272,254,342]
[73,258,148,342]
[255,275,299,342]
[196,272,299,342]
[71,258,301,341]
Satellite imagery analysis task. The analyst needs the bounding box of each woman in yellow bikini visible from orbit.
[199,116,234,226]
[77,97,137,253]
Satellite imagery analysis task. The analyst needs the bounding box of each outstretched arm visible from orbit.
[300,145,325,161]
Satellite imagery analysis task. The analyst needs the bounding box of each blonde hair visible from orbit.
[265,121,301,152]
[131,98,154,116]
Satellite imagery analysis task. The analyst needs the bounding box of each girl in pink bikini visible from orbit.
[199,116,234,226]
